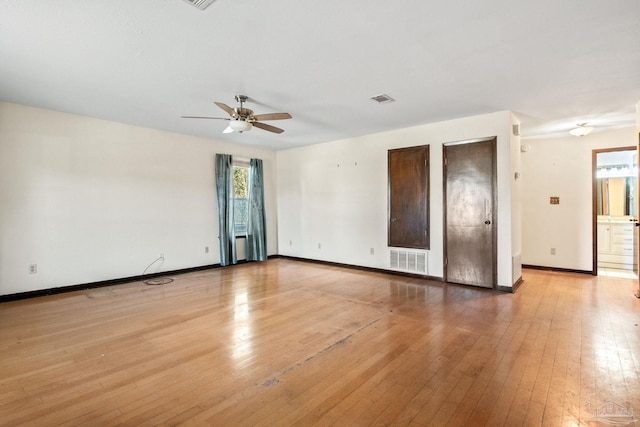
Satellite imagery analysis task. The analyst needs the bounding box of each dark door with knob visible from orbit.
[388,145,429,249]
[444,137,496,288]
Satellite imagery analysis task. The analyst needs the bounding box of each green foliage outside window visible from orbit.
[233,167,248,198]
[233,166,249,235]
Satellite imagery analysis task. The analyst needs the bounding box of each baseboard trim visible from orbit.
[502,276,524,294]
[280,256,524,294]
[277,255,446,282]
[0,257,280,303]
[4,255,522,303]
[522,264,593,275]
[0,264,221,303]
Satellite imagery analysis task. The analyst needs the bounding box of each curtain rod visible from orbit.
[233,155,251,166]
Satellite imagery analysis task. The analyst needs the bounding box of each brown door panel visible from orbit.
[388,145,429,249]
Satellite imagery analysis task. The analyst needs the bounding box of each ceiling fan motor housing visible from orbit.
[234,107,254,119]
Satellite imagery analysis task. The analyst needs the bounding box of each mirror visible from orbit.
[596,176,636,217]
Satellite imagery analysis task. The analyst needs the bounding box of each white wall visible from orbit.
[509,113,523,281]
[0,102,278,296]
[520,126,637,271]
[277,111,519,289]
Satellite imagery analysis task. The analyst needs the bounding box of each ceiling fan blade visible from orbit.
[251,112,292,121]
[223,126,234,134]
[181,116,230,120]
[252,121,285,134]
[214,102,237,117]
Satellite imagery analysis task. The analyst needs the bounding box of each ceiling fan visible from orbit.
[182,95,292,134]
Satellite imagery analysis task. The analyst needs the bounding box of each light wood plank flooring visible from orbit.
[1,259,639,426]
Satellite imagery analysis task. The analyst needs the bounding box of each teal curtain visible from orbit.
[246,158,267,261]
[215,154,236,266]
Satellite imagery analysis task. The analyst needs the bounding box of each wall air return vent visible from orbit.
[182,0,216,10]
[370,93,395,104]
[389,249,428,274]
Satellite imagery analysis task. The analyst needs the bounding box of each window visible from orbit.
[233,164,249,236]
[215,154,267,265]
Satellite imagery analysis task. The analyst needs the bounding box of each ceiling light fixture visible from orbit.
[229,120,252,133]
[569,123,594,137]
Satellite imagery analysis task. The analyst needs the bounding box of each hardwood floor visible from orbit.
[1,258,639,426]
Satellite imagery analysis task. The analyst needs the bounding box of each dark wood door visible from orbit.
[444,137,496,288]
[388,145,429,249]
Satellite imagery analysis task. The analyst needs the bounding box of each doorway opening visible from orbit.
[593,146,638,279]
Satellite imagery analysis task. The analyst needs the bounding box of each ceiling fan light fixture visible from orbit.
[229,119,252,133]
[569,123,594,137]
[182,95,290,134]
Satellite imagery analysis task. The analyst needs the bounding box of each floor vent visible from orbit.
[390,249,428,274]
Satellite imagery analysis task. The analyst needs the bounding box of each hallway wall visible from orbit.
[521,126,637,270]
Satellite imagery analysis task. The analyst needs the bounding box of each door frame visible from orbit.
[637,132,640,298]
[591,145,637,276]
[442,136,497,288]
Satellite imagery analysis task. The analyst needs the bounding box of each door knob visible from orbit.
[391,217,397,222]
[484,220,491,225]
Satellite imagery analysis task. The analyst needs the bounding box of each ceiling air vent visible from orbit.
[182,0,216,10]
[370,93,395,104]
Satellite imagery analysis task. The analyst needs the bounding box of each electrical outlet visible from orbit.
[160,253,164,260]
[29,264,37,274]
[550,248,556,255]
[205,246,209,253]
[318,243,321,249]
[370,248,375,255]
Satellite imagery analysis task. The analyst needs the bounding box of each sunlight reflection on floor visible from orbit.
[597,268,638,279]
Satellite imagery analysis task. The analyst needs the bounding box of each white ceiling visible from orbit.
[1,0,639,150]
